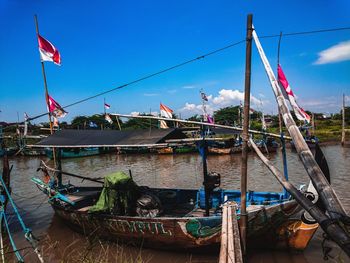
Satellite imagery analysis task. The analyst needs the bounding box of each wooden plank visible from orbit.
[219,204,228,263]
[219,202,243,263]
[227,205,235,263]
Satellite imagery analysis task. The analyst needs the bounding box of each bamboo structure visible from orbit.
[252,26,347,220]
[249,138,350,256]
[110,114,291,140]
[240,13,253,256]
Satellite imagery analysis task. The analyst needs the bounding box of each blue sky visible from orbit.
[0,0,349,123]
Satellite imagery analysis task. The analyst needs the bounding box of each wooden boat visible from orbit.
[21,147,47,156]
[45,147,112,159]
[156,145,196,154]
[254,137,279,153]
[208,147,232,154]
[29,129,319,251]
[31,177,318,251]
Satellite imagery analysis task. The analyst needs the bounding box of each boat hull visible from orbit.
[51,199,317,251]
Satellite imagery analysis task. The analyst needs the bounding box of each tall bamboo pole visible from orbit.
[34,15,59,183]
[252,26,347,219]
[342,94,345,146]
[240,14,253,257]
[276,33,289,198]
[34,15,54,135]
[249,138,350,257]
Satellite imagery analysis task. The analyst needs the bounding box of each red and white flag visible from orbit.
[104,103,111,109]
[48,95,67,118]
[38,34,61,65]
[160,103,173,129]
[277,64,310,123]
[105,114,113,124]
[160,103,173,118]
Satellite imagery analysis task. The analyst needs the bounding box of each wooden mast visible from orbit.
[34,15,61,186]
[342,94,345,146]
[240,13,253,257]
[252,26,347,219]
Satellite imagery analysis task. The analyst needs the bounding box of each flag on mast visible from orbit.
[277,64,311,123]
[201,92,208,101]
[37,35,61,65]
[160,103,173,129]
[104,103,111,109]
[105,114,113,124]
[160,103,173,118]
[48,95,67,118]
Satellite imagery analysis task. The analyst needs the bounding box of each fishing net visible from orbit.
[89,171,139,215]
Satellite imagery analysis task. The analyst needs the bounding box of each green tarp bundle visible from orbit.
[89,171,139,215]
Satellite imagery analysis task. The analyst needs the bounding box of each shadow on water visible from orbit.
[1,144,349,262]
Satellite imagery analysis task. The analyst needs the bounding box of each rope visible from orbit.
[1,212,24,262]
[0,175,45,262]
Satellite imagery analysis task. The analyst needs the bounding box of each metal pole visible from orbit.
[240,13,253,257]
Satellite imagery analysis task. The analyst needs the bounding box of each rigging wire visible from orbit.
[2,26,350,129]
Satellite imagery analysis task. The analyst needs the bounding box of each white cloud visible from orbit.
[144,93,159,97]
[178,89,261,117]
[212,89,260,106]
[314,40,350,65]
[130,111,140,116]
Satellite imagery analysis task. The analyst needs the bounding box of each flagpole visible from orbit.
[34,15,54,135]
[34,15,59,179]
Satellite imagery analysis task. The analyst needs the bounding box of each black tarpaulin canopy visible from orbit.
[30,129,188,148]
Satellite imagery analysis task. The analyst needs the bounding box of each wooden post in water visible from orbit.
[342,94,345,146]
[240,13,253,257]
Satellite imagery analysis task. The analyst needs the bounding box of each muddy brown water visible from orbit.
[1,144,349,262]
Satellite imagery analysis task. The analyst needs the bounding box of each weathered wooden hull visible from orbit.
[208,147,232,154]
[51,199,317,251]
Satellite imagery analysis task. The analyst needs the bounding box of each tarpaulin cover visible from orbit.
[89,171,139,215]
[32,129,188,147]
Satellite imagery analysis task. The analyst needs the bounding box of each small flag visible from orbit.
[105,114,113,124]
[24,112,29,121]
[37,34,61,65]
[207,115,214,124]
[104,103,111,109]
[48,95,67,118]
[201,92,208,101]
[160,103,173,118]
[278,64,310,123]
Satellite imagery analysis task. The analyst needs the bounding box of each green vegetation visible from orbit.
[1,106,349,145]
